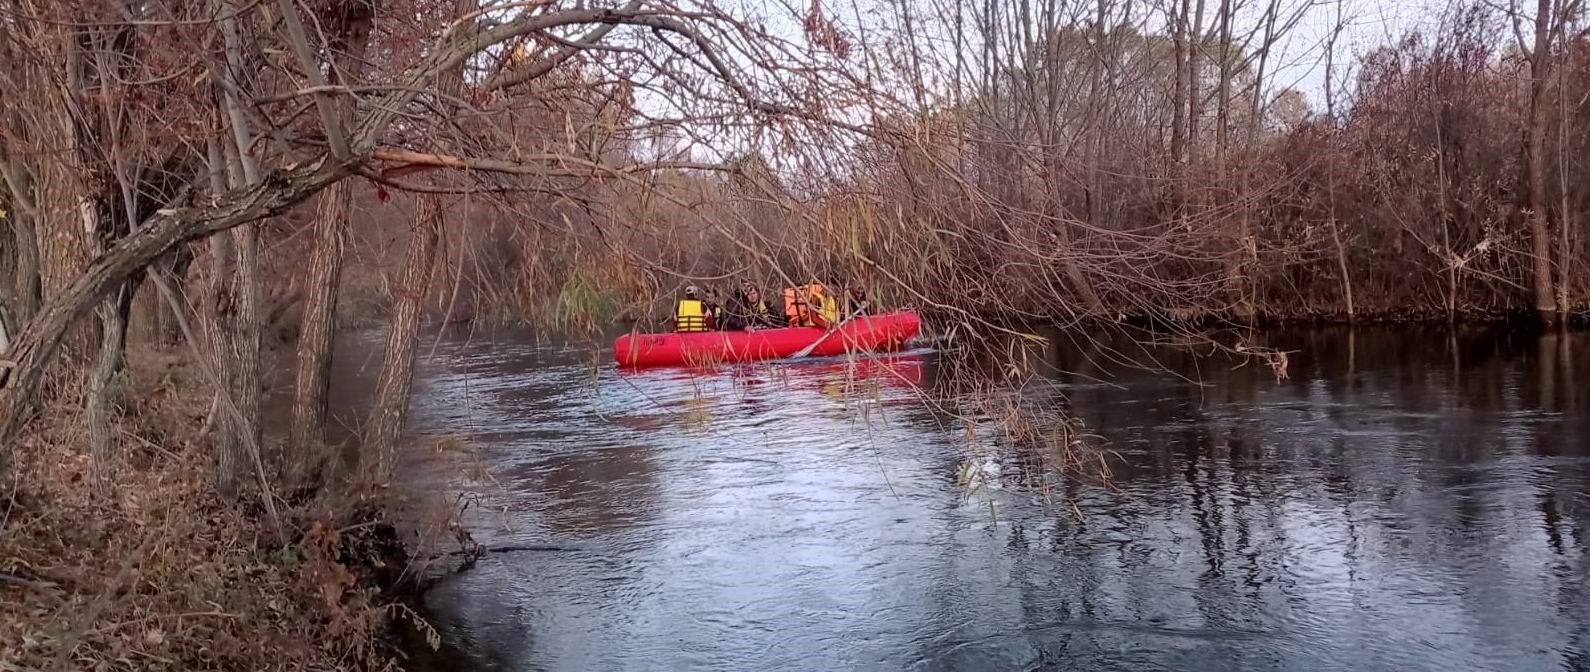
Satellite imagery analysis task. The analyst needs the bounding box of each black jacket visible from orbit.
[722,291,785,330]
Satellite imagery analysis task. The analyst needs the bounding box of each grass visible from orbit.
[549,274,627,333]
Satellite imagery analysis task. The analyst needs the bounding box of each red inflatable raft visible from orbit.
[614,310,921,368]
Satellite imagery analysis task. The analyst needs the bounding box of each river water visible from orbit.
[374,325,1590,671]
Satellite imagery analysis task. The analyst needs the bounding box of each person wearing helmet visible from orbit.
[675,285,710,333]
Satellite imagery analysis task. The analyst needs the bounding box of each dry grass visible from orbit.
[1,349,418,672]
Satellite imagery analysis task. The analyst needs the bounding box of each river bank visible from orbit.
[0,348,431,671]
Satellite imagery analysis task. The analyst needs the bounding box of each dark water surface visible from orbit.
[381,326,1590,671]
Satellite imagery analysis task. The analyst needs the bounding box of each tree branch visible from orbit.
[370,147,733,179]
[273,0,351,158]
[484,0,643,92]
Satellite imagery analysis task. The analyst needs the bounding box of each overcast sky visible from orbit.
[1280,0,1452,109]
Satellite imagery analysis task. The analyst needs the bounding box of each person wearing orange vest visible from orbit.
[675,286,711,333]
[786,281,844,327]
[784,286,814,327]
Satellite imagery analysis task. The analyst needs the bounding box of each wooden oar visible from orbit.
[788,308,864,359]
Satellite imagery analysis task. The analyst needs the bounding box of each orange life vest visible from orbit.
[784,288,813,327]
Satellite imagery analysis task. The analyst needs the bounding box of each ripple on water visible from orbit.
[391,327,1590,672]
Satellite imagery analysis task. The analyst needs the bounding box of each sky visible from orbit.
[833,0,1471,111]
[591,0,1504,166]
[1280,0,1452,109]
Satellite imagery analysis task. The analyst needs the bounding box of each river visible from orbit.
[356,325,1589,671]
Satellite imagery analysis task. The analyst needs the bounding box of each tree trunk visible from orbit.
[85,285,130,477]
[289,182,349,471]
[1524,0,1558,321]
[85,18,148,480]
[3,213,42,327]
[1056,0,1107,316]
[1170,0,1188,163]
[149,270,185,347]
[289,0,378,483]
[215,0,268,499]
[1558,203,1572,316]
[1214,0,1233,162]
[363,194,441,473]
[77,190,118,478]
[212,168,248,498]
[34,40,97,367]
[229,220,263,484]
[1331,218,1353,320]
[1187,0,1207,164]
[1554,57,1571,318]
[202,138,242,496]
[1214,0,1242,316]
[362,0,471,474]
[1437,114,1457,319]
[1085,0,1108,228]
[0,160,42,324]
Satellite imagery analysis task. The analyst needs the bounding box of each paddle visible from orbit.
[788,306,865,360]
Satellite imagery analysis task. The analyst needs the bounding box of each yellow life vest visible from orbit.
[816,293,840,326]
[806,283,840,326]
[676,298,708,333]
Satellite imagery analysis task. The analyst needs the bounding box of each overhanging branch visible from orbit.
[370,147,735,179]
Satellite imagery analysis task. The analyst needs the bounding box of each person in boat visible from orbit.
[674,285,712,333]
[807,281,842,328]
[703,287,725,329]
[784,284,815,327]
[723,281,784,331]
[844,282,870,316]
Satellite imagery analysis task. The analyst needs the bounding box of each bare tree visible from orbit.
[1171,0,1190,162]
[363,0,472,473]
[1187,0,1207,163]
[1519,0,1561,320]
[0,0,888,479]
[0,144,42,327]
[289,0,380,484]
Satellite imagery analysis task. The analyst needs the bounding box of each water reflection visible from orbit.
[392,326,1590,672]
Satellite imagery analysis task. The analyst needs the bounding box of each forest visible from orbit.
[1,0,1587,668]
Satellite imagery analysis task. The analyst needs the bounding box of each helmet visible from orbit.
[684,285,699,297]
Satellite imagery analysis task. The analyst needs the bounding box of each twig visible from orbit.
[85,610,239,636]
[118,428,183,461]
[0,573,64,602]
